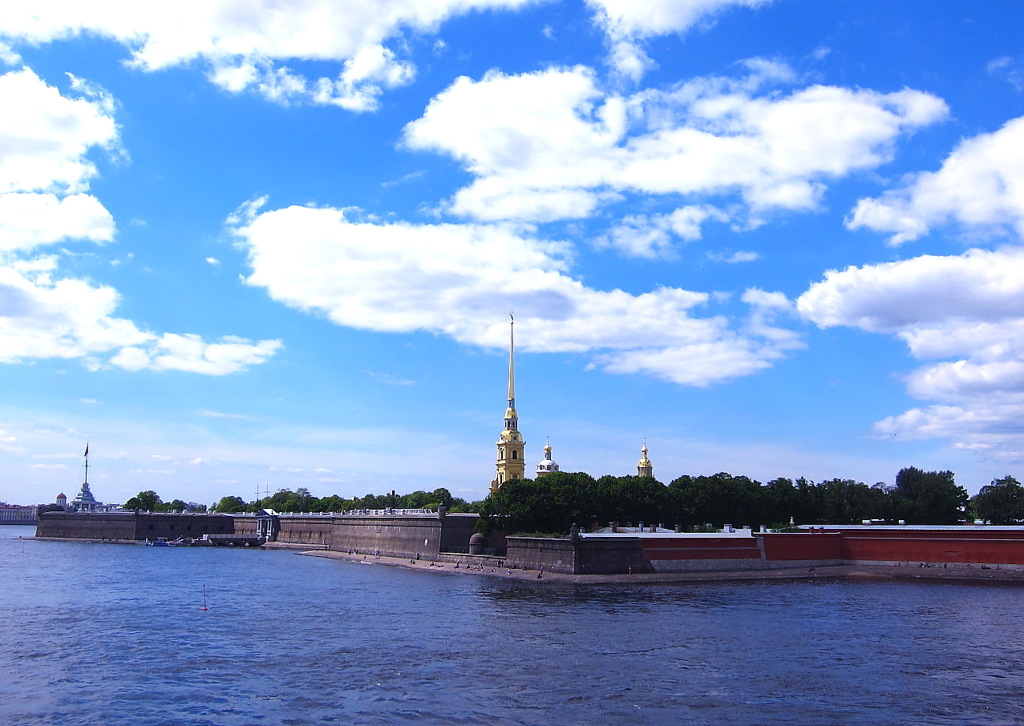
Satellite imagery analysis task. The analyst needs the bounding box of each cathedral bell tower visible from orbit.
[491,314,526,492]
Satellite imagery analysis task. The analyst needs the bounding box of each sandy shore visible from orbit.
[296,549,1024,585]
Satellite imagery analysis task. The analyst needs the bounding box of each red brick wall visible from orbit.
[835,529,1024,565]
[762,532,843,561]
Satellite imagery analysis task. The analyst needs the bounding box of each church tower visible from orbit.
[637,440,653,478]
[536,439,560,477]
[491,314,526,492]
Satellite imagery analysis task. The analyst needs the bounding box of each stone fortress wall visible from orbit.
[37,512,1024,577]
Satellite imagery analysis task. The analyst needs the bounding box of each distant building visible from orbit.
[637,441,653,478]
[71,480,101,512]
[68,444,117,512]
[56,493,67,508]
[536,440,559,477]
[0,504,38,525]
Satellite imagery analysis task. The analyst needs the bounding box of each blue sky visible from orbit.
[2,0,1023,507]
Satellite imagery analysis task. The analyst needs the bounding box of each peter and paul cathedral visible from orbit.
[491,314,526,492]
[488,314,651,491]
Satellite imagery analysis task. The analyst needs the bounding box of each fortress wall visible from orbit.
[832,528,1024,566]
[231,516,258,536]
[276,516,333,546]
[37,512,137,540]
[761,532,843,565]
[577,537,652,574]
[641,536,766,573]
[135,514,234,540]
[506,537,577,573]
[438,514,480,554]
[329,516,445,560]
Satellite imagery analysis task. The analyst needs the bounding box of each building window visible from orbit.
[512,450,517,459]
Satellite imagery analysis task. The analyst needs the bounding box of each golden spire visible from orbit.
[506,311,516,417]
[491,313,525,492]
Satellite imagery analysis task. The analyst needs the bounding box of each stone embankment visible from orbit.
[300,550,1024,585]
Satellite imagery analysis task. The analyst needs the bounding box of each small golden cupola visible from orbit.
[491,314,526,492]
[637,440,653,478]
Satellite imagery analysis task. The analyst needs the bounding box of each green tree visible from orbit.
[894,467,968,524]
[125,490,162,511]
[971,476,1024,524]
[213,495,247,513]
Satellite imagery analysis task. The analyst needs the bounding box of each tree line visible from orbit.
[120,468,1024,536]
[477,469,1023,536]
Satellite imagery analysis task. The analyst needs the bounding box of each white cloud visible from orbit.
[206,257,220,266]
[847,116,1024,245]
[110,334,282,376]
[0,69,119,196]
[0,41,20,65]
[0,193,114,251]
[586,0,774,81]
[1,259,281,373]
[0,67,281,376]
[0,69,119,252]
[708,250,759,263]
[987,55,1024,92]
[231,199,801,387]
[798,246,1024,460]
[403,64,947,226]
[0,0,543,111]
[596,205,729,258]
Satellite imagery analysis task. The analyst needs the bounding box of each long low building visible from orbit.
[0,505,39,525]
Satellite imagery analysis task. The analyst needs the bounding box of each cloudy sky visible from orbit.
[2,0,1023,507]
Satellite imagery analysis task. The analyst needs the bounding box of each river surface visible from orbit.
[3,526,1024,725]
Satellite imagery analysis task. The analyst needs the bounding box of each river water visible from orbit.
[3,526,1023,726]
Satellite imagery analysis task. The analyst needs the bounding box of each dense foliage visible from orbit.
[212,486,475,514]
[124,490,206,512]
[476,467,985,536]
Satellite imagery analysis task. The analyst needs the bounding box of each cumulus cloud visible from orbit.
[231,199,801,386]
[847,116,1024,245]
[798,247,1024,460]
[403,64,947,230]
[0,259,281,373]
[0,68,118,251]
[596,206,729,258]
[0,0,542,111]
[0,68,281,375]
[586,0,774,81]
